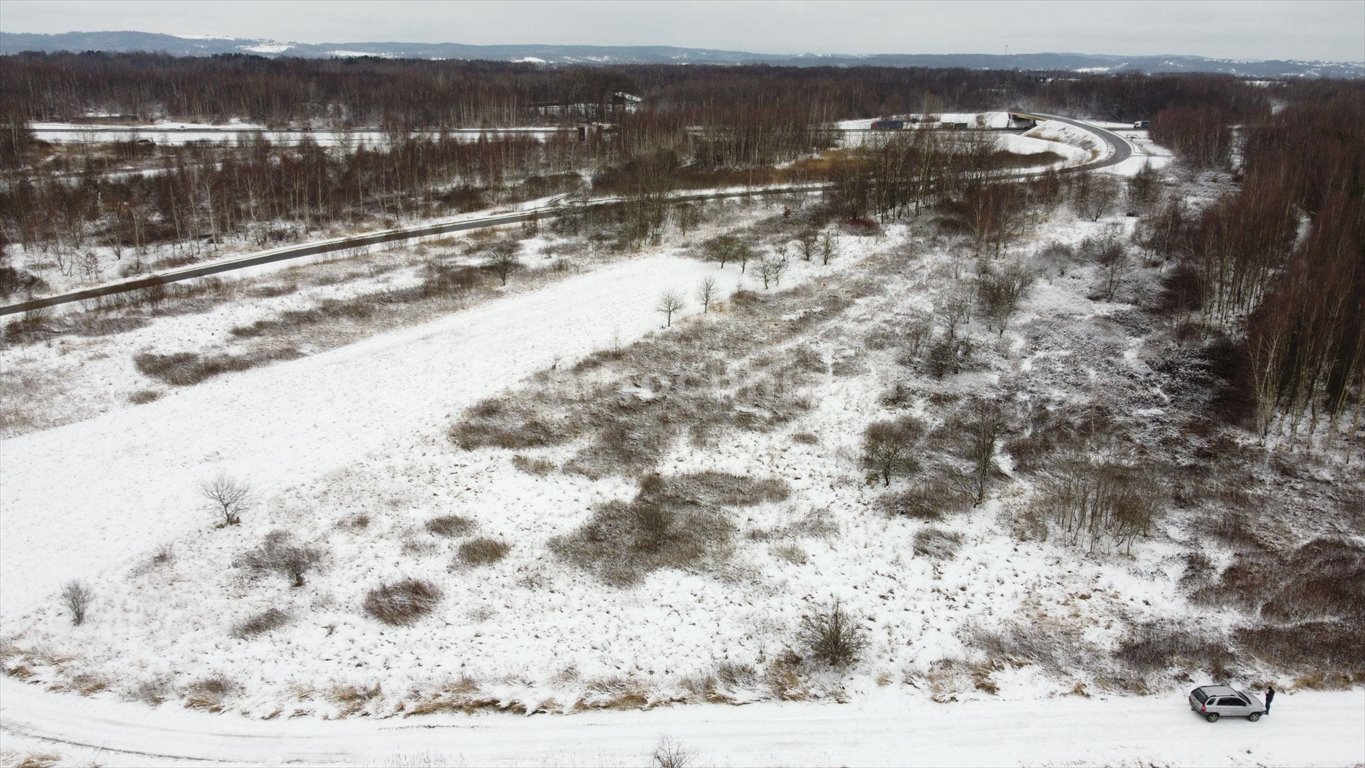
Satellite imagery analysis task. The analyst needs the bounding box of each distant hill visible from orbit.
[3,30,1361,79]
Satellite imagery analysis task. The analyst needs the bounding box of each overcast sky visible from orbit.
[3,0,1362,62]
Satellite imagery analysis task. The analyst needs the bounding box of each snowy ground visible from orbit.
[2,131,1360,764]
[3,679,1361,767]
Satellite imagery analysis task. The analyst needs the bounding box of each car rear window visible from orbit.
[1192,689,1209,703]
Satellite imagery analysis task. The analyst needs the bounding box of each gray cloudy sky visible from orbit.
[3,0,1362,62]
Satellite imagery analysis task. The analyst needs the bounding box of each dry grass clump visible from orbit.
[552,472,786,585]
[425,514,475,538]
[134,347,301,386]
[1114,623,1234,676]
[231,607,292,639]
[913,527,964,559]
[456,537,510,566]
[184,675,237,712]
[974,620,1092,677]
[364,579,443,625]
[880,479,970,520]
[511,454,557,475]
[127,389,162,404]
[11,753,62,768]
[228,297,379,339]
[237,531,323,587]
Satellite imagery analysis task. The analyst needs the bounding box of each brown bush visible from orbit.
[232,607,291,639]
[1115,623,1233,675]
[552,472,784,585]
[457,537,510,566]
[798,600,867,668]
[184,675,237,712]
[134,347,301,386]
[364,579,443,625]
[425,514,475,538]
[881,479,970,520]
[237,531,323,587]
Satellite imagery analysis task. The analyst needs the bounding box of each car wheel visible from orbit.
[1206,713,1220,723]
[1249,713,1261,722]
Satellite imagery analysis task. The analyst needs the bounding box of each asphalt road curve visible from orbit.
[1035,113,1134,171]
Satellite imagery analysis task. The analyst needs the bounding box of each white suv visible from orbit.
[1188,685,1266,722]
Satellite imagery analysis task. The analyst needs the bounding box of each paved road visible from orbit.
[1034,112,1133,171]
[0,117,1131,317]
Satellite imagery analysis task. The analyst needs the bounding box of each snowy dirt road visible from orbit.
[0,254,740,620]
[2,679,1361,766]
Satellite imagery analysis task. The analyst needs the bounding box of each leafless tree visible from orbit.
[977,261,1036,336]
[653,737,695,768]
[1090,237,1131,300]
[696,276,718,313]
[62,580,92,626]
[796,229,818,261]
[819,230,838,265]
[655,290,685,327]
[201,473,251,526]
[862,417,924,486]
[955,400,1007,506]
[756,257,788,290]
[488,242,520,286]
[1073,174,1120,222]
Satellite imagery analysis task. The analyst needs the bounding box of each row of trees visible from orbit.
[5,53,1274,128]
[1150,86,1364,440]
[0,132,590,258]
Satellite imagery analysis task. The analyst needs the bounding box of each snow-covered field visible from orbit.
[2,133,1361,765]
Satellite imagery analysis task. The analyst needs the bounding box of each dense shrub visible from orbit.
[797,600,867,668]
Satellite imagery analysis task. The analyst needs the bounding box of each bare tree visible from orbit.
[862,417,924,486]
[62,580,92,626]
[1088,236,1131,300]
[819,230,838,265]
[955,400,1007,506]
[488,242,520,286]
[756,257,788,290]
[796,229,818,261]
[653,737,695,768]
[1073,174,1120,222]
[655,290,685,327]
[201,473,251,526]
[696,276,718,314]
[977,261,1036,336]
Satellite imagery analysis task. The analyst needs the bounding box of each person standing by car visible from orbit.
[1266,686,1275,714]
